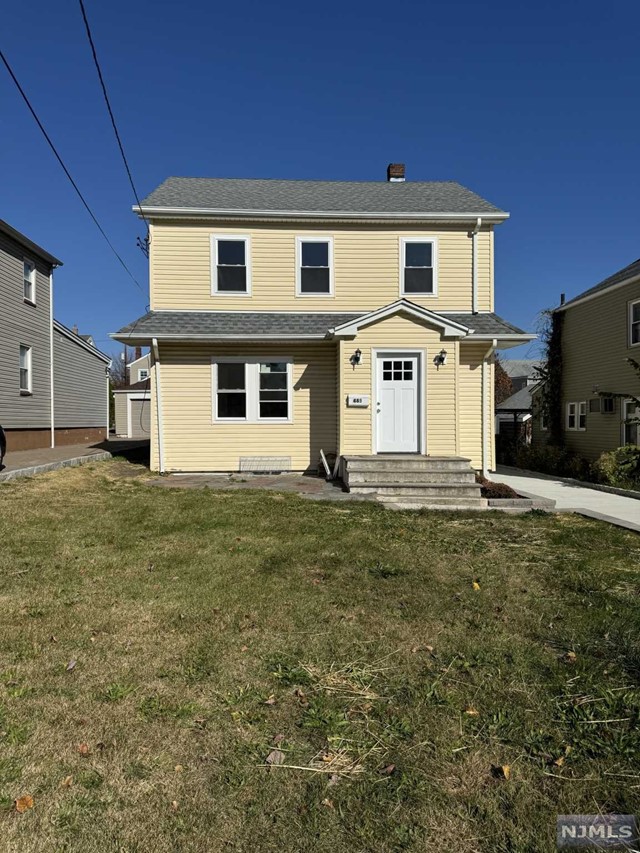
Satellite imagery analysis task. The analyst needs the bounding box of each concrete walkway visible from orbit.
[496,466,640,533]
[0,439,149,482]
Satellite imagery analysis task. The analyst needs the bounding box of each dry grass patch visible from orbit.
[0,462,639,852]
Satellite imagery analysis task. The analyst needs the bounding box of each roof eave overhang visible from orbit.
[134,205,510,224]
[479,334,537,350]
[110,332,330,345]
[555,272,640,312]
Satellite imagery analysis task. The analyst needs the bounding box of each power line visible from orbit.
[77,0,150,241]
[0,48,146,298]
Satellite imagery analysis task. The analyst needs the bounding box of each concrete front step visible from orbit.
[342,455,473,473]
[347,469,477,485]
[349,483,482,498]
[377,495,488,510]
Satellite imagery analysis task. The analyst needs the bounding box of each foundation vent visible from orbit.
[239,456,291,474]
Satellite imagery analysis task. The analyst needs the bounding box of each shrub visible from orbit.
[515,444,595,481]
[592,445,640,490]
[475,475,518,499]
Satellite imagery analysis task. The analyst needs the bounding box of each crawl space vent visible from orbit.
[239,456,291,474]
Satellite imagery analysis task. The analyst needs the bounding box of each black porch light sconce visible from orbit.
[433,349,447,370]
[350,348,362,368]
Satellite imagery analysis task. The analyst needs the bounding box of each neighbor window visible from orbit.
[623,400,639,445]
[602,397,615,414]
[401,239,436,295]
[566,402,577,430]
[138,369,149,382]
[630,300,640,346]
[578,401,587,430]
[296,238,333,295]
[19,345,32,393]
[23,260,35,303]
[214,358,291,422]
[212,236,250,294]
[540,410,548,431]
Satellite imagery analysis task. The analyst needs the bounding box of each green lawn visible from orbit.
[0,461,639,852]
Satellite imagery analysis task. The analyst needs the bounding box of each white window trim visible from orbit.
[23,258,36,305]
[295,236,334,297]
[399,237,438,298]
[578,400,587,431]
[211,356,293,424]
[566,401,577,431]
[629,299,640,347]
[540,411,548,431]
[210,235,252,297]
[138,368,150,382]
[19,344,32,394]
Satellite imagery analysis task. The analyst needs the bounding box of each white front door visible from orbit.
[375,354,420,453]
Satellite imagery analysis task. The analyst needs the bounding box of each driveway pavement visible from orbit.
[496,466,640,532]
[0,439,149,482]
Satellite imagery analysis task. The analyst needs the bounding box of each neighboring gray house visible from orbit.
[0,219,110,452]
[500,359,541,392]
[495,359,541,443]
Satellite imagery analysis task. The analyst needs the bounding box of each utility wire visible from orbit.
[78,0,149,238]
[0,48,146,297]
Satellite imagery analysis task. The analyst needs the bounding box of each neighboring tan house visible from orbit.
[0,219,110,452]
[532,257,640,459]
[127,352,151,384]
[112,166,533,503]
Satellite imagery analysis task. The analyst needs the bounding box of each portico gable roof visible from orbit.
[329,299,471,338]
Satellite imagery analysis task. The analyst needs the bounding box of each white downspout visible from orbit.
[152,337,165,473]
[49,270,55,447]
[471,216,482,315]
[481,338,497,478]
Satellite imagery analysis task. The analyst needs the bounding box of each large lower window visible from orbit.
[566,402,577,430]
[211,235,250,294]
[214,358,291,422]
[401,239,436,295]
[623,400,639,445]
[630,300,640,346]
[297,238,332,295]
[19,345,32,393]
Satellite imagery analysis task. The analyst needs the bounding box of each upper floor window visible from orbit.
[296,238,333,296]
[400,239,437,296]
[211,236,251,295]
[19,345,32,393]
[23,260,35,303]
[630,299,640,346]
[138,369,149,382]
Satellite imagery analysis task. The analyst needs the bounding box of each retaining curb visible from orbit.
[0,451,112,483]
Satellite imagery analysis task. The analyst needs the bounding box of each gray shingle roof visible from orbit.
[496,386,535,411]
[500,359,542,379]
[139,177,506,217]
[112,310,528,342]
[561,258,640,309]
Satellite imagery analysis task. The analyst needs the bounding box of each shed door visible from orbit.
[129,398,151,439]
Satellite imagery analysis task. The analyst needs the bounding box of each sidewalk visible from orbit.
[496,466,640,533]
[0,443,111,482]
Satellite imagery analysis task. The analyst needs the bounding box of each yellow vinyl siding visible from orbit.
[559,280,640,460]
[150,221,492,313]
[458,343,493,470]
[338,314,458,458]
[152,342,336,472]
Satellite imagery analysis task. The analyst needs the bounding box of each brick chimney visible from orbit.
[72,324,78,335]
[135,346,142,360]
[387,163,405,182]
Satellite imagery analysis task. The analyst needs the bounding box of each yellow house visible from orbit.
[112,165,533,504]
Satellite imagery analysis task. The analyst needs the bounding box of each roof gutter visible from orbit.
[134,205,510,223]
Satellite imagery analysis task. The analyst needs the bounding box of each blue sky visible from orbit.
[2,0,639,360]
